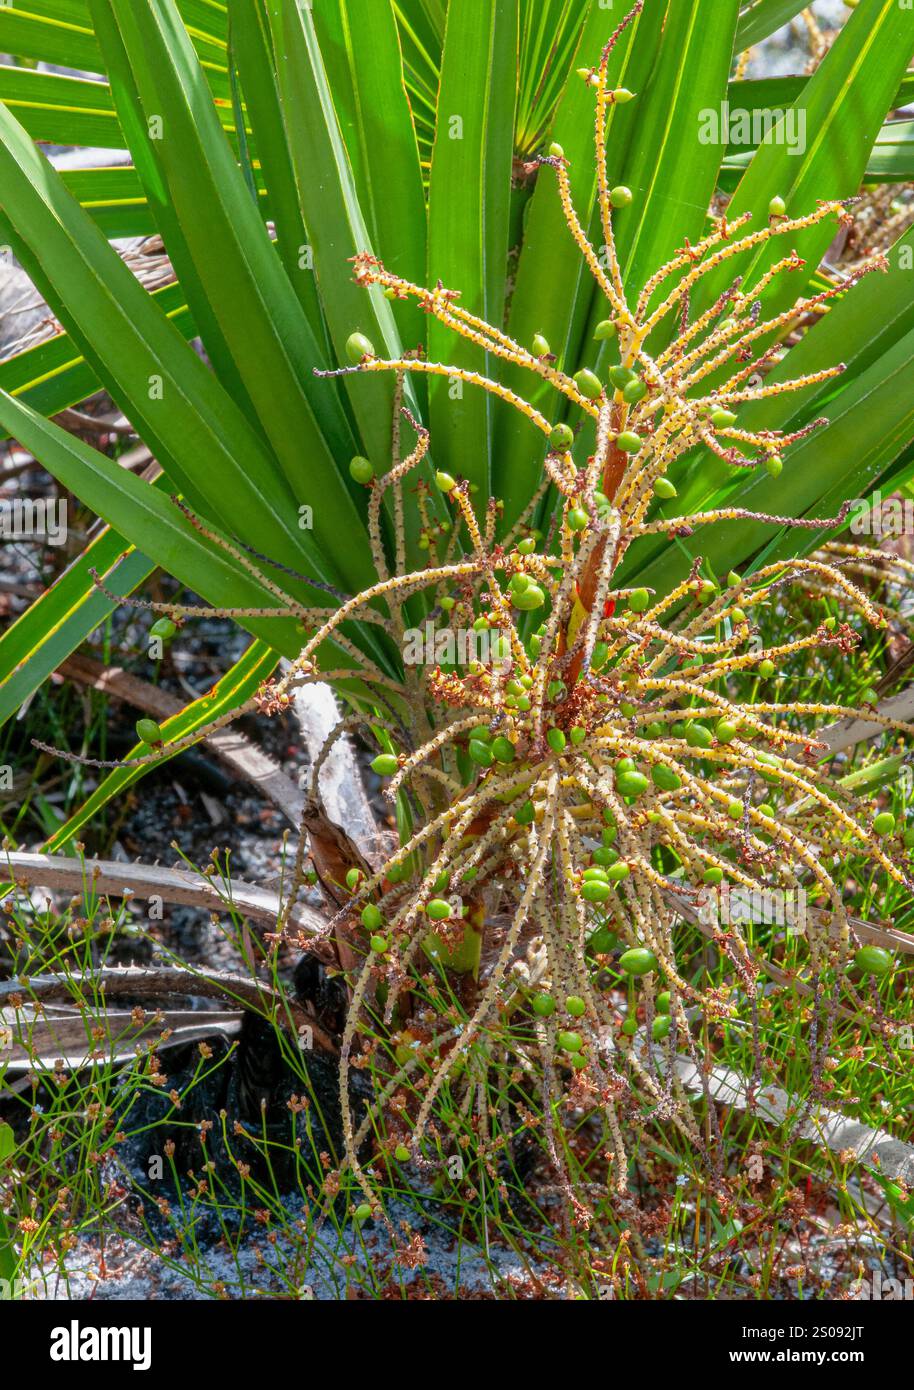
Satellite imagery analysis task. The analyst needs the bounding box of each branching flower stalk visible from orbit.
[39,9,914,1229]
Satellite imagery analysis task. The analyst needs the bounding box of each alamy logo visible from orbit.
[697,884,807,936]
[852,1270,914,1301]
[698,102,806,157]
[402,622,510,670]
[848,489,914,537]
[0,497,68,546]
[49,1320,151,1371]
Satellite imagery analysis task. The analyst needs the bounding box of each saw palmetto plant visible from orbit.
[2,0,914,1293]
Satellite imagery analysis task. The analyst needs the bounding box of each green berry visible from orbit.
[651,764,682,792]
[627,587,650,612]
[606,862,630,882]
[548,141,565,159]
[758,803,774,818]
[354,1203,373,1222]
[610,185,632,208]
[656,991,671,1015]
[653,477,677,500]
[532,333,551,357]
[427,898,452,921]
[612,88,635,104]
[622,378,648,405]
[469,738,495,767]
[346,331,375,363]
[395,1144,411,1163]
[716,719,739,744]
[570,726,586,746]
[710,407,737,428]
[702,867,724,885]
[567,507,589,532]
[512,584,546,611]
[765,454,783,479]
[592,846,618,866]
[149,617,176,641]
[758,659,776,679]
[515,799,536,826]
[574,368,603,400]
[566,995,586,1018]
[685,722,714,750]
[532,993,556,1017]
[361,903,383,931]
[435,470,457,492]
[346,867,362,892]
[135,718,163,746]
[557,1031,583,1054]
[727,571,741,587]
[369,935,388,954]
[609,365,636,390]
[621,1017,638,1036]
[491,736,516,764]
[349,455,374,484]
[768,195,787,218]
[727,800,743,821]
[549,422,575,451]
[651,1015,671,1042]
[619,948,658,976]
[547,727,567,754]
[854,946,893,978]
[594,319,617,341]
[616,431,642,454]
[517,536,537,555]
[581,879,611,904]
[371,752,398,776]
[873,811,896,837]
[617,770,649,798]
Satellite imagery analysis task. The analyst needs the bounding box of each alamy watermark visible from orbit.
[848,489,914,537]
[402,622,510,670]
[698,102,806,157]
[0,496,68,546]
[697,883,808,937]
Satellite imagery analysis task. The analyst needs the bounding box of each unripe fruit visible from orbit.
[651,1015,671,1041]
[512,584,545,611]
[716,719,739,743]
[606,862,630,881]
[515,799,536,825]
[854,945,893,977]
[581,879,611,903]
[532,993,556,1017]
[768,195,787,218]
[557,1031,582,1053]
[532,333,551,357]
[617,770,648,798]
[610,185,632,208]
[656,991,671,1015]
[622,378,648,404]
[685,722,713,750]
[574,368,603,399]
[710,407,737,428]
[592,846,618,866]
[435,470,457,492]
[547,727,567,753]
[612,88,635,103]
[609,365,636,390]
[727,800,743,820]
[567,507,589,532]
[346,331,375,363]
[427,898,452,920]
[766,454,783,478]
[548,141,564,159]
[621,1017,638,1036]
[758,659,776,678]
[395,1144,411,1163]
[588,925,617,953]
[873,811,896,837]
[703,867,724,885]
[136,718,163,745]
[651,764,682,792]
[357,905,382,938]
[616,430,642,454]
[570,726,586,746]
[349,455,374,484]
[369,935,388,954]
[549,421,574,451]
[732,607,747,623]
[371,752,398,776]
[628,587,650,612]
[491,736,516,764]
[582,866,608,881]
[469,738,495,767]
[354,1203,373,1222]
[346,867,362,892]
[566,995,586,1017]
[644,721,663,739]
[517,536,537,555]
[594,319,617,340]
[149,617,176,641]
[653,477,677,499]
[616,757,636,773]
[619,947,658,976]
